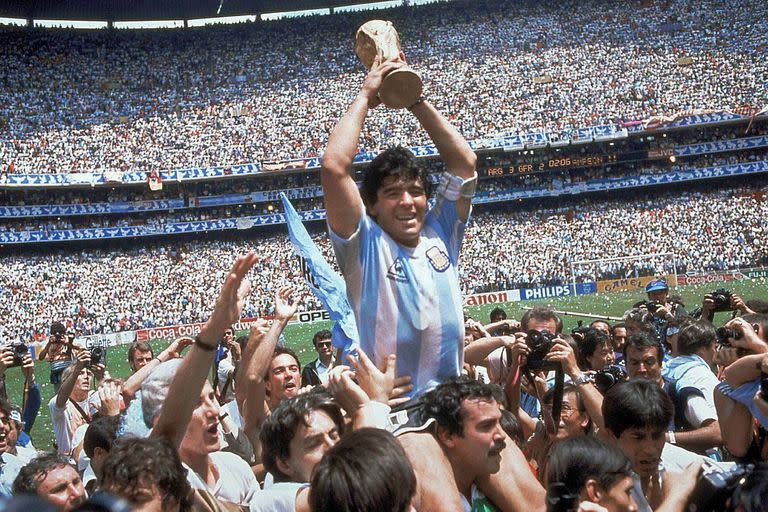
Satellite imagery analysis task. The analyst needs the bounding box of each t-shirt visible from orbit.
[330,194,467,398]
[185,451,259,507]
[250,482,308,512]
[217,354,236,403]
[662,354,719,429]
[49,392,98,456]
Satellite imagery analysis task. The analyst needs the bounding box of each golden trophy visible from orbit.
[355,20,423,109]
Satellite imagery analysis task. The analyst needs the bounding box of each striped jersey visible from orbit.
[329,195,467,398]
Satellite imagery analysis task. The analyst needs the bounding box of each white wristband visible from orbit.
[666,431,677,444]
[437,171,478,201]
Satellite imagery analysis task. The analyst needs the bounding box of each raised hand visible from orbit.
[199,252,257,346]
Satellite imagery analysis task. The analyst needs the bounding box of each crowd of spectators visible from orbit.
[1,0,766,175]
[1,183,765,343]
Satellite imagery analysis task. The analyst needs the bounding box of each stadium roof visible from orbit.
[0,0,413,22]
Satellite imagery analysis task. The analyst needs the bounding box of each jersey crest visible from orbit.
[426,246,450,272]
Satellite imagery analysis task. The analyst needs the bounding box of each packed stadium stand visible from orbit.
[1,0,767,342]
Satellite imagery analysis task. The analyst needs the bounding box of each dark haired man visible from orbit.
[321,57,541,511]
[321,55,476,399]
[611,322,628,361]
[623,332,664,387]
[301,330,334,387]
[267,347,302,410]
[81,415,120,493]
[12,452,86,511]
[99,437,194,511]
[423,377,506,511]
[602,380,701,512]
[260,388,345,484]
[309,428,416,512]
[578,328,615,371]
[661,320,722,453]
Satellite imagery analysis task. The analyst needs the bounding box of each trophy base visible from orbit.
[379,68,423,109]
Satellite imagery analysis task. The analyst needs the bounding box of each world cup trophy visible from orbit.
[355,20,423,109]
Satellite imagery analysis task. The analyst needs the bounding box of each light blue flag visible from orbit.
[280,194,359,358]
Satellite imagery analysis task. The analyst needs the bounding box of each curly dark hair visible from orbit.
[260,387,345,482]
[422,376,504,437]
[361,146,430,209]
[98,437,193,511]
[12,452,72,495]
[310,428,416,512]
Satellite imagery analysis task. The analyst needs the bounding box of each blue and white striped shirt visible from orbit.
[330,195,467,398]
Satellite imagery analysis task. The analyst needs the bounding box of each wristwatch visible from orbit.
[573,373,593,386]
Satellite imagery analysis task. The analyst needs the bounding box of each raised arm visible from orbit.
[151,253,256,448]
[55,349,90,408]
[321,57,407,238]
[122,337,193,401]
[410,98,477,220]
[236,287,299,453]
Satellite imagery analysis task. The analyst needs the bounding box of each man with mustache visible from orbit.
[424,377,507,511]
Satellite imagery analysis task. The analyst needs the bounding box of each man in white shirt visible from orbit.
[49,349,97,457]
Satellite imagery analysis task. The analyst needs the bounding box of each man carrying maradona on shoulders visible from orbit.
[320,52,544,512]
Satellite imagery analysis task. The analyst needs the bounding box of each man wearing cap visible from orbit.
[38,322,79,392]
[644,279,686,354]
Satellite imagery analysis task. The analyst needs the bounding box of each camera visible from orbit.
[89,346,106,367]
[524,329,558,371]
[715,327,742,347]
[709,288,733,312]
[5,342,29,368]
[761,372,768,401]
[685,462,753,512]
[646,300,663,314]
[570,320,590,340]
[593,364,628,394]
[546,482,579,512]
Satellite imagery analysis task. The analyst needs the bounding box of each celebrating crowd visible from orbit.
[1,39,768,512]
[1,0,767,175]
[1,0,768,510]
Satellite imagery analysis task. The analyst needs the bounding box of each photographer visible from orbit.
[699,290,753,323]
[38,322,78,392]
[49,348,99,457]
[641,281,686,354]
[0,348,40,435]
[577,328,615,372]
